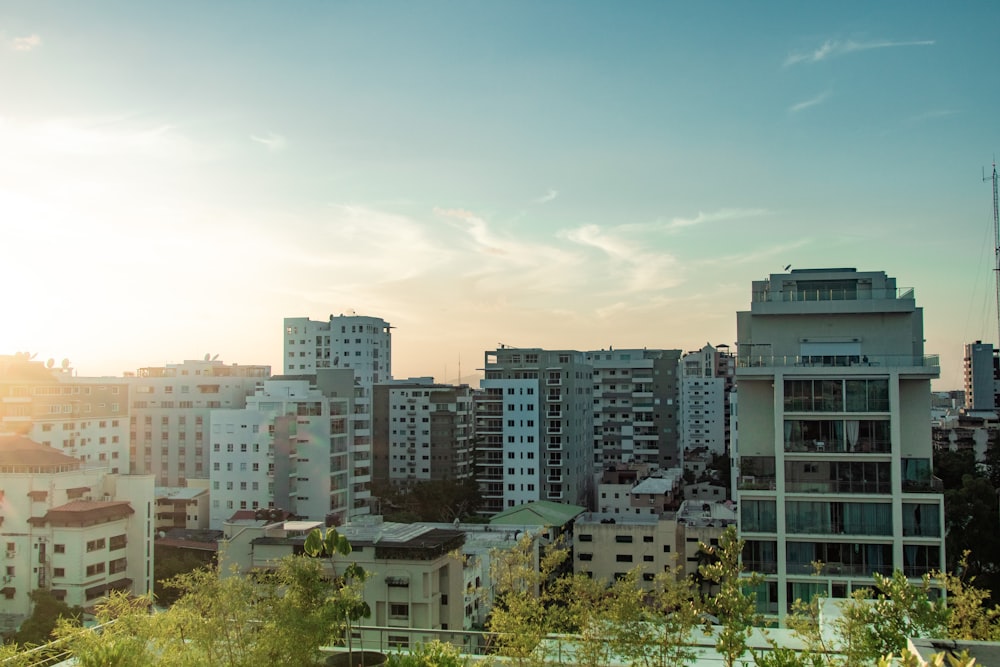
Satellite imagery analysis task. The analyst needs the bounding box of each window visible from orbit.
[86,538,106,552]
[54,544,65,554]
[389,603,409,619]
[643,535,654,543]
[53,567,65,577]
[616,554,633,562]
[86,562,106,576]
[615,535,633,543]
[578,534,593,542]
[578,553,593,561]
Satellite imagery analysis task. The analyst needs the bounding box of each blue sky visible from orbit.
[1,2,998,388]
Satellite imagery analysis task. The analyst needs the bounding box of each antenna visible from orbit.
[986,159,1000,348]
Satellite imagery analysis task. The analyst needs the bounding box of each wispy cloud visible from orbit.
[663,207,769,231]
[789,90,831,114]
[534,188,558,204]
[250,132,287,152]
[784,38,934,67]
[8,34,41,51]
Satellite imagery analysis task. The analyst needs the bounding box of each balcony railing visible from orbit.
[739,354,939,369]
[902,477,944,493]
[751,285,915,303]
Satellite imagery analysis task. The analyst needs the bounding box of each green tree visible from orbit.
[486,534,569,666]
[935,551,1000,641]
[53,592,155,667]
[303,526,372,665]
[153,545,214,606]
[606,564,700,667]
[699,526,763,667]
[8,589,83,647]
[835,570,947,665]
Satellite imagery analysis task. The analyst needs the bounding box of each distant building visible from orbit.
[476,348,594,515]
[0,435,153,632]
[127,358,270,486]
[208,371,365,529]
[283,314,391,382]
[963,341,999,418]
[679,344,735,457]
[155,485,211,531]
[736,267,945,620]
[372,380,474,486]
[585,349,682,468]
[0,354,129,473]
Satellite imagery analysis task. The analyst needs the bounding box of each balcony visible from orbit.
[902,477,944,493]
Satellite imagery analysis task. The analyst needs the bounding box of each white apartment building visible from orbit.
[128,358,270,486]
[372,380,474,486]
[679,344,735,457]
[585,349,682,469]
[735,267,945,620]
[0,355,129,473]
[208,372,359,529]
[476,348,594,516]
[283,314,391,383]
[0,435,154,632]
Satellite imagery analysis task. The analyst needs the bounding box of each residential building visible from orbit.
[476,348,594,515]
[372,379,474,486]
[154,486,211,531]
[0,354,129,473]
[573,513,678,587]
[963,341,999,417]
[680,343,735,458]
[208,371,362,529]
[218,515,470,647]
[0,435,154,632]
[735,267,945,620]
[283,314,391,382]
[586,348,682,468]
[127,358,270,486]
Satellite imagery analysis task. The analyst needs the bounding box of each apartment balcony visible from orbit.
[785,480,891,494]
[752,284,914,304]
[547,490,564,500]
[546,474,562,483]
[902,477,944,493]
[737,476,777,491]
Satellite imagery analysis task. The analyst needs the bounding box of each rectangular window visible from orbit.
[389,603,409,619]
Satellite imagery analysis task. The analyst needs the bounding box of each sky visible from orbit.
[1,2,999,389]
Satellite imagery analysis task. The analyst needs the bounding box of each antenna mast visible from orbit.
[988,160,1000,347]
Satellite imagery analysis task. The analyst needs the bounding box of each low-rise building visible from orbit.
[0,435,153,632]
[155,486,210,531]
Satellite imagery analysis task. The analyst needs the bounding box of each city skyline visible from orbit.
[3,2,999,389]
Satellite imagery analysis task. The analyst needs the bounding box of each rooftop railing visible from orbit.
[752,285,915,303]
[738,354,939,369]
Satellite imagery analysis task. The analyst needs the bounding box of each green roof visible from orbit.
[488,500,586,527]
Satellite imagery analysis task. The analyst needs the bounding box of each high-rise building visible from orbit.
[962,340,999,415]
[735,268,945,620]
[679,344,735,457]
[476,348,594,515]
[372,379,474,486]
[0,354,129,473]
[585,349,682,468]
[283,314,391,382]
[208,370,366,529]
[127,359,270,486]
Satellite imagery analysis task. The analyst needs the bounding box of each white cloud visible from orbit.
[664,207,769,230]
[9,34,41,51]
[789,90,831,113]
[534,188,558,204]
[250,132,287,152]
[784,38,934,67]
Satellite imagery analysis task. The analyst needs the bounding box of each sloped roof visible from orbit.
[0,435,80,469]
[38,500,134,526]
[488,500,585,527]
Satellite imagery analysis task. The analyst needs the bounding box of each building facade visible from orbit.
[372,380,474,486]
[585,349,682,469]
[679,344,735,458]
[128,358,270,486]
[476,348,594,515]
[735,268,945,619]
[283,314,391,382]
[208,372,362,529]
[0,355,129,473]
[963,341,999,415]
[0,435,153,631]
